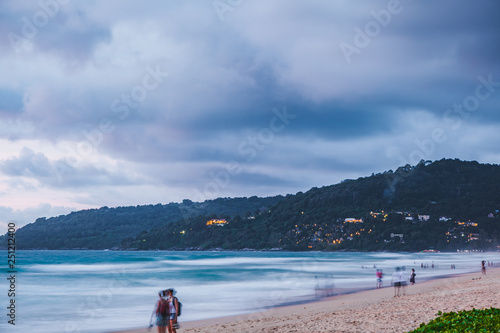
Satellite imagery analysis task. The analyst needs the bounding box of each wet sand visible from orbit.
[111,267,500,333]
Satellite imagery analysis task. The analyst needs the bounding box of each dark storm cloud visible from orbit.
[75,1,500,128]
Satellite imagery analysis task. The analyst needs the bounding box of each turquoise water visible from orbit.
[1,250,498,333]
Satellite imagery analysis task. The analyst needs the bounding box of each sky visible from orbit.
[1,0,500,232]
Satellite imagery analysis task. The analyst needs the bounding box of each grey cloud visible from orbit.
[0,203,76,232]
[0,2,111,65]
[1,147,52,177]
[0,147,146,189]
[47,160,146,188]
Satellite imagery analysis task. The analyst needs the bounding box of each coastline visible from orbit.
[110,266,500,333]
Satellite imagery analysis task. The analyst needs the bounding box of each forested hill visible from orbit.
[277,158,500,220]
[5,196,284,249]
[130,159,500,252]
[3,159,500,251]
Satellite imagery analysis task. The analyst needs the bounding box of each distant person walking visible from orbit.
[482,260,486,275]
[376,269,383,289]
[409,269,416,285]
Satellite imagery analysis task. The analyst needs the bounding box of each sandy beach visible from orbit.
[113,267,500,333]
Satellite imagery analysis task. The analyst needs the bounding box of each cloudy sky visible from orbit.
[1,0,499,232]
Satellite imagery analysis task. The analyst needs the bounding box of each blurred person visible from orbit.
[376,269,383,289]
[150,290,168,333]
[391,267,401,297]
[165,288,180,333]
[400,266,407,295]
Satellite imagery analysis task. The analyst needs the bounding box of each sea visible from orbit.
[1,250,498,333]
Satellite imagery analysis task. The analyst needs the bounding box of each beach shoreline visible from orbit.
[110,266,500,333]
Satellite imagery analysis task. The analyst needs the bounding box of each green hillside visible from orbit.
[2,159,500,251]
[130,159,500,251]
[4,196,283,249]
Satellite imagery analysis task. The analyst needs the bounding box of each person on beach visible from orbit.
[150,290,168,333]
[409,269,416,285]
[391,267,402,297]
[482,260,486,275]
[400,266,407,295]
[376,269,383,289]
[165,288,180,333]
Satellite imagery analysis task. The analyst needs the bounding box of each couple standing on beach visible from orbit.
[150,288,180,333]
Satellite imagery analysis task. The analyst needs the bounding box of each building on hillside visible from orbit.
[468,233,480,241]
[457,221,478,227]
[206,219,227,226]
[344,218,363,223]
[370,211,388,221]
[418,215,430,221]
